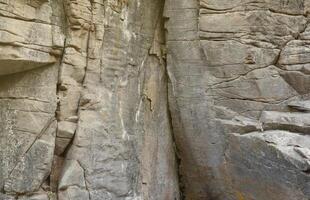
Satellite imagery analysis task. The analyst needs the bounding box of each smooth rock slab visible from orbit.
[226,131,310,200]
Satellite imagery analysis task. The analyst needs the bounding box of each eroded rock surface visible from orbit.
[165,0,310,199]
[0,0,310,200]
[0,0,179,200]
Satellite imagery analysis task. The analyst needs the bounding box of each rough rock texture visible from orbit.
[0,0,179,200]
[0,0,310,200]
[165,0,310,199]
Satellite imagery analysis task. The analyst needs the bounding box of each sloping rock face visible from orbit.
[165,0,310,199]
[0,0,309,200]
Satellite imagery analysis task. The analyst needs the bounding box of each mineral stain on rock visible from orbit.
[0,0,309,200]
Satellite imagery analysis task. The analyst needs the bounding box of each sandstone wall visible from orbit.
[0,0,309,200]
[0,1,179,199]
[165,0,310,199]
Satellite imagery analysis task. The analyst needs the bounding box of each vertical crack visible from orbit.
[166,76,184,200]
[77,160,92,200]
[162,0,183,197]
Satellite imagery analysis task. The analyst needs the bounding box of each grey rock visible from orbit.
[4,120,56,194]
[288,100,310,112]
[0,194,15,200]
[18,193,50,200]
[226,131,310,200]
[55,137,71,156]
[58,186,90,200]
[57,121,76,139]
[1,0,180,199]
[260,111,310,134]
[165,0,310,199]
[58,160,86,190]
[0,0,310,200]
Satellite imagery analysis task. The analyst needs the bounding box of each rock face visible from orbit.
[0,0,179,200]
[0,0,309,200]
[165,0,310,199]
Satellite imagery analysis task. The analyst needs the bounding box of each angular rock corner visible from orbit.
[0,0,309,200]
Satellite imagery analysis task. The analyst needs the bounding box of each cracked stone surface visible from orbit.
[165,0,310,199]
[0,0,179,200]
[0,0,310,200]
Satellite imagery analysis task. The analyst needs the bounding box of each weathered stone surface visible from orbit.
[0,0,180,199]
[55,121,76,155]
[0,1,64,75]
[1,0,310,200]
[58,186,90,200]
[260,111,310,134]
[57,121,76,138]
[58,160,86,190]
[165,0,310,199]
[0,1,62,198]
[226,131,310,200]
[58,2,180,198]
[18,192,50,200]
[4,120,57,194]
[0,65,59,197]
[288,100,310,112]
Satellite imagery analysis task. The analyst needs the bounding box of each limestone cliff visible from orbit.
[0,0,309,200]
